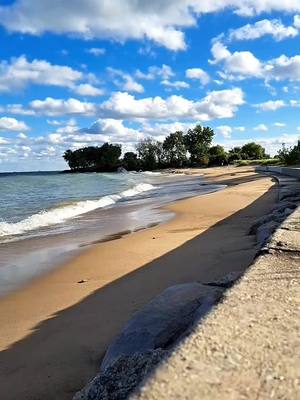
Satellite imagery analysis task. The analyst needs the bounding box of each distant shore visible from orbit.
[0,166,278,400]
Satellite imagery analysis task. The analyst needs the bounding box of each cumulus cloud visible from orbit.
[253,124,268,131]
[26,97,96,116]
[1,1,300,50]
[161,80,190,89]
[254,100,286,111]
[274,122,286,127]
[0,55,83,93]
[185,68,210,85]
[211,41,300,82]
[234,126,245,132]
[135,65,175,81]
[73,83,104,96]
[0,116,29,131]
[216,125,232,138]
[86,47,106,56]
[99,88,245,121]
[211,42,262,79]
[228,19,298,42]
[108,68,144,93]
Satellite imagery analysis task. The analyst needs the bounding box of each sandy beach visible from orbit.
[0,166,278,400]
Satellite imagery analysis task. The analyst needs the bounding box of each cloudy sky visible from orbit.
[0,1,300,171]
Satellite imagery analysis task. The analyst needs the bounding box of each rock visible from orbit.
[204,271,243,289]
[117,167,128,173]
[100,283,223,372]
[249,214,275,235]
[77,279,88,284]
[256,220,279,245]
[272,201,297,213]
[73,350,166,400]
[279,189,300,201]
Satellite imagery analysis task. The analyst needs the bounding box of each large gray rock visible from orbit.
[73,350,165,400]
[101,283,223,372]
[256,220,279,245]
[73,283,223,400]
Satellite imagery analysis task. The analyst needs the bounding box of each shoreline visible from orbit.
[0,166,278,400]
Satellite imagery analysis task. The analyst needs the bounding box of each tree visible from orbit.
[240,142,266,160]
[122,152,140,171]
[278,141,300,165]
[208,145,228,166]
[136,138,162,170]
[184,125,214,165]
[163,131,187,167]
[63,143,122,172]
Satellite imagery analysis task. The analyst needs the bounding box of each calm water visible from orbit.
[0,171,225,295]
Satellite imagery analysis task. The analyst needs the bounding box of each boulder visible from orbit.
[204,271,243,289]
[256,220,279,245]
[100,283,223,372]
[272,201,297,213]
[73,350,166,400]
[73,283,223,400]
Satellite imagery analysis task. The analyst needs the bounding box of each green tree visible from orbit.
[163,131,187,167]
[240,142,266,160]
[278,141,300,165]
[184,125,214,165]
[136,138,162,170]
[63,143,122,172]
[208,145,228,166]
[122,152,140,171]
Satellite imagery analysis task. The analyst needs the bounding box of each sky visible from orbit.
[0,1,300,172]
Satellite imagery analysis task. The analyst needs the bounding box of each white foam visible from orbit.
[143,171,162,175]
[0,183,155,238]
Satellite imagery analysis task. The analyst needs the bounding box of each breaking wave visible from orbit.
[0,183,155,238]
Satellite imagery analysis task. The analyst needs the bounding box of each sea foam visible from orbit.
[0,183,155,238]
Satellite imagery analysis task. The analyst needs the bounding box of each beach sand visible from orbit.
[0,166,278,400]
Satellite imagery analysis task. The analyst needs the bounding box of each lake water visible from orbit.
[0,171,225,296]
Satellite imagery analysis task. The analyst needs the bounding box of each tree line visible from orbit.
[63,124,270,172]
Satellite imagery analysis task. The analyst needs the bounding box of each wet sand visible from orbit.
[0,166,278,400]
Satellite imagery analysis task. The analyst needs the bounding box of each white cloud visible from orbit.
[211,42,262,79]
[228,19,298,42]
[294,15,300,28]
[28,97,96,116]
[274,122,286,127]
[73,83,104,96]
[108,68,144,93]
[267,54,300,81]
[0,55,83,93]
[0,137,9,145]
[99,88,245,121]
[1,1,300,51]
[161,80,190,89]
[254,100,286,111]
[211,41,300,82]
[86,47,106,56]
[216,125,232,138]
[185,68,210,85]
[234,126,245,132]
[0,117,29,131]
[290,99,300,107]
[253,124,268,131]
[6,104,35,116]
[135,65,175,80]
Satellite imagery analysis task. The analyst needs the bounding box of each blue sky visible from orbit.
[0,1,300,171]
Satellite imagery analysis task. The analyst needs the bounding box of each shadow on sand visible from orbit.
[0,177,278,400]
